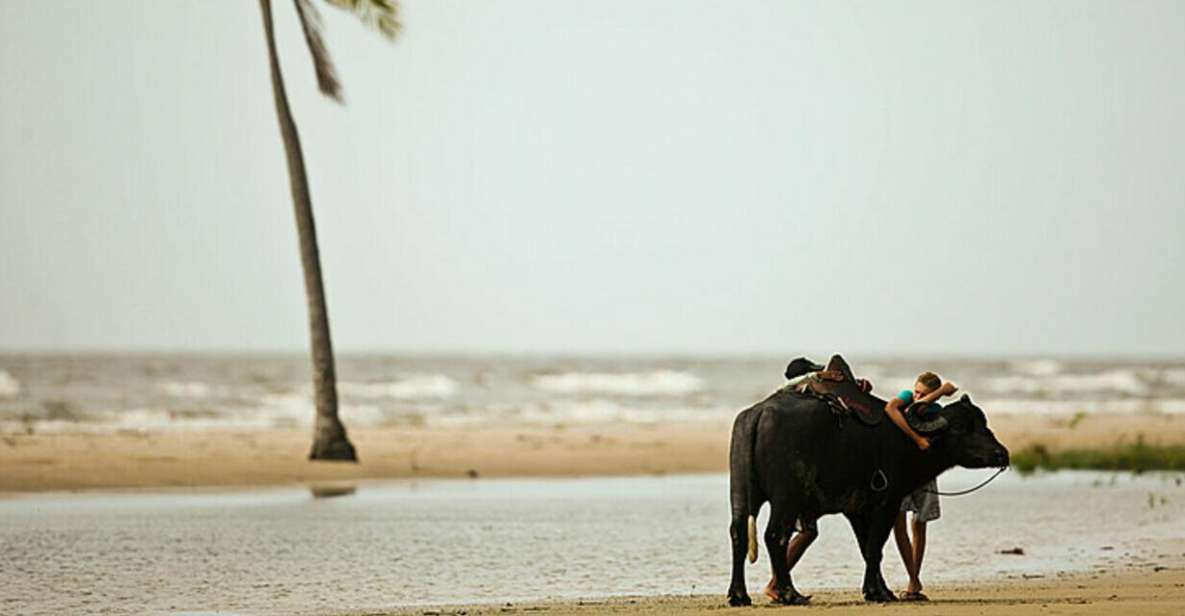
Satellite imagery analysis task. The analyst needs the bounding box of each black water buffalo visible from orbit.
[726,389,1009,605]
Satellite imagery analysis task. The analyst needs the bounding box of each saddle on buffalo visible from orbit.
[792,354,885,426]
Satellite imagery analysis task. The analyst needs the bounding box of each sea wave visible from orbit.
[258,393,389,427]
[984,370,1148,396]
[109,408,272,432]
[1009,360,1063,376]
[980,397,1185,415]
[0,408,276,434]
[1161,369,1185,387]
[0,396,397,434]
[531,370,703,397]
[158,381,212,398]
[518,400,718,424]
[0,370,20,398]
[338,374,458,400]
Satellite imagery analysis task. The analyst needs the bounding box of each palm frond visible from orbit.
[293,0,343,101]
[324,0,402,40]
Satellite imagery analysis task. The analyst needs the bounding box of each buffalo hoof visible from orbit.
[863,588,898,603]
[727,589,752,607]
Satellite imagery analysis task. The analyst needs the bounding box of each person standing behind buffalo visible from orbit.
[883,371,958,601]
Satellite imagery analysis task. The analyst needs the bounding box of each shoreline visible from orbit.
[356,566,1185,616]
[4,413,1185,493]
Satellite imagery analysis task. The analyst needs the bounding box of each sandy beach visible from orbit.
[365,567,1185,616]
[3,412,1185,492]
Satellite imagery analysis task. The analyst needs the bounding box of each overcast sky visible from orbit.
[1,1,1183,356]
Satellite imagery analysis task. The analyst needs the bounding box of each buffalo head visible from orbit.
[931,394,1010,469]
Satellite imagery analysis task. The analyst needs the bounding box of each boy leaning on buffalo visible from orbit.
[884,371,959,602]
[776,361,958,603]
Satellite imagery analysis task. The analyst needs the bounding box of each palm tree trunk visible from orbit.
[258,0,357,461]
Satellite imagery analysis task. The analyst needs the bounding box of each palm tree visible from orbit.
[256,0,399,461]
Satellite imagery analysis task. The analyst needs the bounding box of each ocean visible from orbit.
[1,354,1184,434]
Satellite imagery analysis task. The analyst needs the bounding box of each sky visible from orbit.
[1,1,1183,357]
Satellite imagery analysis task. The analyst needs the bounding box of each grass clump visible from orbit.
[1011,436,1185,475]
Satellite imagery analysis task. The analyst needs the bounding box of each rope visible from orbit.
[870,469,889,492]
[923,467,1007,496]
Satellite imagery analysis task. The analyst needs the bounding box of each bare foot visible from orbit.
[764,580,811,605]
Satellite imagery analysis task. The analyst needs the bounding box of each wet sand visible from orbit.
[3,413,1185,492]
[364,567,1185,616]
[4,473,1183,615]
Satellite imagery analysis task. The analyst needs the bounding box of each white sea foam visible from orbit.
[503,399,724,425]
[0,389,400,434]
[528,400,643,423]
[1156,399,1185,414]
[427,413,487,428]
[26,398,395,434]
[1010,359,1063,376]
[158,381,212,398]
[339,404,386,426]
[0,419,86,434]
[980,397,1185,415]
[256,393,309,427]
[0,370,21,398]
[1161,369,1185,387]
[0,408,273,434]
[339,374,458,400]
[531,370,703,397]
[108,409,273,432]
[255,393,390,428]
[985,370,1147,396]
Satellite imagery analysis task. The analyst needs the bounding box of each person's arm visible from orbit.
[885,396,930,450]
[915,382,958,405]
[785,371,818,388]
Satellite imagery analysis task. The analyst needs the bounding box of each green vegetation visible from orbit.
[1012,436,1185,475]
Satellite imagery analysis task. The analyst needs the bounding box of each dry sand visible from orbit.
[363,566,1185,616]
[2,412,1184,492]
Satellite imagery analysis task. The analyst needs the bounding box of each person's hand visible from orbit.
[915,436,931,451]
[941,382,959,396]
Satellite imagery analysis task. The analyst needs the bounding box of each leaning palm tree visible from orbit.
[257,0,400,460]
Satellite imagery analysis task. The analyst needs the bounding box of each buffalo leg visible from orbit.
[857,508,899,602]
[845,513,873,595]
[764,505,810,605]
[727,514,751,606]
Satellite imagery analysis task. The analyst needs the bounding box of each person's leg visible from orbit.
[905,481,939,598]
[909,517,928,594]
[892,511,916,587]
[764,527,817,600]
[786,527,817,568]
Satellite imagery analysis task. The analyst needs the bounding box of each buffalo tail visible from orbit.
[747,514,758,563]
[746,407,765,563]
[729,406,764,564]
